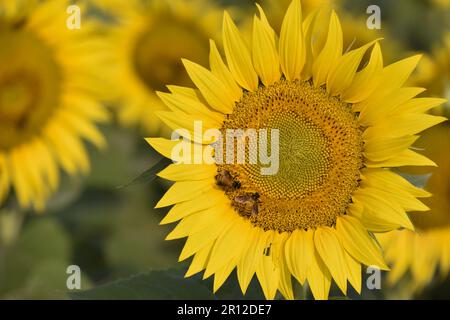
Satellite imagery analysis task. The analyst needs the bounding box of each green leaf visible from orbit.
[397,172,432,189]
[69,269,216,300]
[0,218,72,296]
[118,157,172,188]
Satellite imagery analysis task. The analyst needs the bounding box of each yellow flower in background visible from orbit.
[379,124,450,293]
[432,0,450,8]
[0,0,109,211]
[94,0,222,134]
[146,0,446,299]
[410,33,450,116]
[0,0,36,23]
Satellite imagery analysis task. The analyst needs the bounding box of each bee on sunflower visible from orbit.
[146,0,446,299]
[0,0,110,211]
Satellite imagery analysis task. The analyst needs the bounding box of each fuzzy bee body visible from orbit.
[215,170,241,189]
[234,193,259,218]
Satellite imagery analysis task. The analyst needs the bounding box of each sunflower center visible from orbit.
[133,17,209,92]
[217,80,363,232]
[0,30,60,150]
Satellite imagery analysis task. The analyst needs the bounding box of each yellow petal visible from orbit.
[364,135,419,162]
[300,9,317,80]
[156,111,220,144]
[361,170,430,211]
[209,40,242,102]
[168,206,232,242]
[256,231,279,300]
[145,138,182,159]
[380,231,412,284]
[167,85,202,100]
[156,180,213,208]
[343,250,361,294]
[307,249,332,300]
[157,91,224,123]
[336,215,388,270]
[223,11,258,91]
[252,15,281,86]
[361,168,431,198]
[205,218,251,277]
[45,122,90,175]
[395,98,447,114]
[0,154,10,204]
[314,227,348,294]
[284,229,314,284]
[271,232,293,300]
[310,7,332,59]
[185,242,214,277]
[237,228,267,294]
[358,87,426,126]
[343,42,383,103]
[179,210,235,260]
[377,55,422,96]
[312,11,342,86]
[279,0,305,81]
[160,189,226,225]
[352,187,414,231]
[157,164,216,181]
[327,40,378,96]
[363,114,447,140]
[10,147,32,208]
[34,140,59,192]
[182,59,235,114]
[214,259,237,293]
[366,149,437,168]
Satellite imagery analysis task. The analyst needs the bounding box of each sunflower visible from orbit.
[378,123,450,293]
[146,0,446,299]
[93,0,222,134]
[410,33,450,116]
[0,0,109,211]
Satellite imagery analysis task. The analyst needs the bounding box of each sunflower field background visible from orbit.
[0,0,449,300]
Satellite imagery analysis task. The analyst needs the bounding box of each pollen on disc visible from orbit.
[217,80,364,232]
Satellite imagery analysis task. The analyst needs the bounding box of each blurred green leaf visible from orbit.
[0,218,72,296]
[4,260,92,299]
[398,172,433,189]
[70,269,215,300]
[85,126,155,189]
[118,157,171,188]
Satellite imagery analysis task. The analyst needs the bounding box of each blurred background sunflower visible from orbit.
[91,0,223,134]
[0,0,449,300]
[0,0,109,212]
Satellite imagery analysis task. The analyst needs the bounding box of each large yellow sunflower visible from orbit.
[0,0,109,211]
[378,123,450,293]
[93,0,222,134]
[146,0,446,299]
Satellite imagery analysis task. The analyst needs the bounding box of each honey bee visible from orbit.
[215,170,240,189]
[234,193,259,217]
